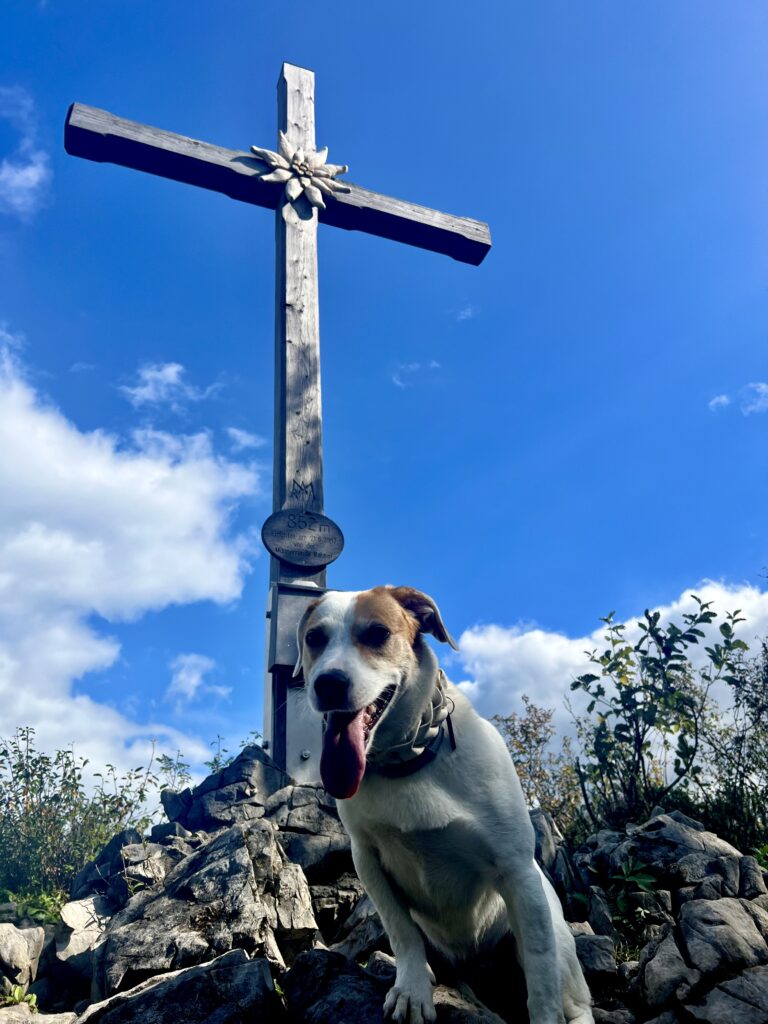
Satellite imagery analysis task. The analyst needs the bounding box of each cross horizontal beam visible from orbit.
[64,103,491,266]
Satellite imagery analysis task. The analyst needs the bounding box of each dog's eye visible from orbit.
[304,628,327,650]
[360,623,390,647]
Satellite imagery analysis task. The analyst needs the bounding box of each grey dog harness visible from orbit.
[366,670,457,778]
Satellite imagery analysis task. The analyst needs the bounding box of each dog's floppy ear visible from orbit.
[387,586,459,650]
[293,600,320,678]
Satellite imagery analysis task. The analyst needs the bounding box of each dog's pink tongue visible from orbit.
[321,709,366,800]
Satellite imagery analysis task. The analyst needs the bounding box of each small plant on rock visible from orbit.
[0,985,38,1012]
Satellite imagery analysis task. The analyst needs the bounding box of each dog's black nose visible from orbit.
[314,670,352,709]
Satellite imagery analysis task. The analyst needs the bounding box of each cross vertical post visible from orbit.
[265,64,327,779]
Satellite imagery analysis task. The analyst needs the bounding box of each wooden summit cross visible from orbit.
[65,62,491,781]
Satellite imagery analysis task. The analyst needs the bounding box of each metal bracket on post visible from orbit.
[264,580,327,782]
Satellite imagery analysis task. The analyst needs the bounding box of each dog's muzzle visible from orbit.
[313,669,352,710]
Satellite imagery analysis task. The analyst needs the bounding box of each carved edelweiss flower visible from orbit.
[251,130,350,209]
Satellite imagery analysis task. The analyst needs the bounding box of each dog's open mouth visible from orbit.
[362,684,397,744]
[320,685,397,801]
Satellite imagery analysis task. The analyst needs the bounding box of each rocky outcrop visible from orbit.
[0,923,45,993]
[11,741,768,1023]
[160,744,290,832]
[91,818,317,999]
[78,949,283,1024]
[576,810,768,1023]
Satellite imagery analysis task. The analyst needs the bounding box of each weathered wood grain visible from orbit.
[274,65,324,516]
[65,102,491,265]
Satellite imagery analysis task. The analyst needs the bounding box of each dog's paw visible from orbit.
[383,981,436,1024]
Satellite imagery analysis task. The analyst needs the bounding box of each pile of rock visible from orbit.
[571,809,768,1023]
[3,743,768,1023]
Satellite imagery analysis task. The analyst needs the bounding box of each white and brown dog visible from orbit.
[295,585,594,1024]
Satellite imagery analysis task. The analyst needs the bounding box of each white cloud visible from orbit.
[708,394,731,411]
[455,581,768,737]
[0,86,51,219]
[390,361,440,389]
[167,653,229,705]
[227,426,267,452]
[740,382,768,416]
[0,340,261,773]
[120,362,219,412]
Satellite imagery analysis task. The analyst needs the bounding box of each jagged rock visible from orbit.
[329,895,389,962]
[551,846,581,916]
[310,873,366,943]
[175,745,290,832]
[639,930,702,1008]
[0,909,16,927]
[588,886,616,937]
[283,949,388,1023]
[573,829,625,887]
[678,898,768,975]
[54,897,111,981]
[78,948,283,1023]
[148,822,190,843]
[643,1013,682,1024]
[159,788,192,824]
[740,857,768,900]
[365,950,396,981]
[685,963,768,1023]
[593,1010,636,1024]
[70,831,143,902]
[574,934,616,986]
[0,924,45,990]
[0,1007,76,1023]
[266,784,352,882]
[92,819,316,998]
[617,959,639,985]
[433,983,507,1023]
[530,809,558,873]
[608,813,742,889]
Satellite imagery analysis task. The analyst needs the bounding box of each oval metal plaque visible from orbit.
[261,509,344,568]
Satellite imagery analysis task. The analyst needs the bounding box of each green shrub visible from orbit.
[0,726,162,906]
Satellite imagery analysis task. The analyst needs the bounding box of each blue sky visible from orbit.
[1,2,767,775]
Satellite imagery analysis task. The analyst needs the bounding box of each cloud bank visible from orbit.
[456,581,768,736]
[0,338,261,770]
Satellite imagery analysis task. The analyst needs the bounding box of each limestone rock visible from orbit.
[265,784,352,882]
[529,808,558,873]
[433,982,507,1023]
[588,886,616,937]
[608,813,741,889]
[55,897,111,982]
[686,963,768,1023]
[283,948,387,1023]
[176,745,290,832]
[92,819,316,998]
[330,895,389,962]
[78,948,283,1024]
[679,898,768,975]
[0,1007,76,1023]
[0,924,45,990]
[310,873,366,943]
[70,831,142,903]
[574,934,616,986]
[640,931,702,1008]
[593,1010,636,1024]
[740,857,768,900]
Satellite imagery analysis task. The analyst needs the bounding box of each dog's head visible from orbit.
[295,586,457,800]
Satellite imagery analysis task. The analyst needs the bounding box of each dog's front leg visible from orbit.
[497,860,565,1024]
[352,839,436,1024]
